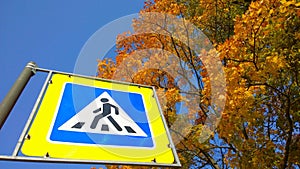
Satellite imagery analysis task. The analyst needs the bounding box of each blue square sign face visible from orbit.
[48,83,154,148]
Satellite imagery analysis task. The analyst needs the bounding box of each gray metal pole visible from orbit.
[0,61,37,129]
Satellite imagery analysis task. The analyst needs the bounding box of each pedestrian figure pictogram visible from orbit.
[58,92,146,137]
[90,98,122,131]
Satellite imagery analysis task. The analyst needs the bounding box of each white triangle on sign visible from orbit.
[58,92,147,137]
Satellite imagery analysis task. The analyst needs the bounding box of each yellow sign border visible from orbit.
[21,73,175,164]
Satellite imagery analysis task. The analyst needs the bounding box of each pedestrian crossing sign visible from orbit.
[21,73,179,166]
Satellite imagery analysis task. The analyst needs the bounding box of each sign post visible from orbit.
[0,61,37,129]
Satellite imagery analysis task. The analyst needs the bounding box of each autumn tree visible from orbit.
[96,0,300,168]
[218,0,300,168]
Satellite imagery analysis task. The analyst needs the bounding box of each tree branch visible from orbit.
[281,97,293,169]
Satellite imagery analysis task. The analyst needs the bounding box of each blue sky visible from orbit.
[0,0,144,168]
